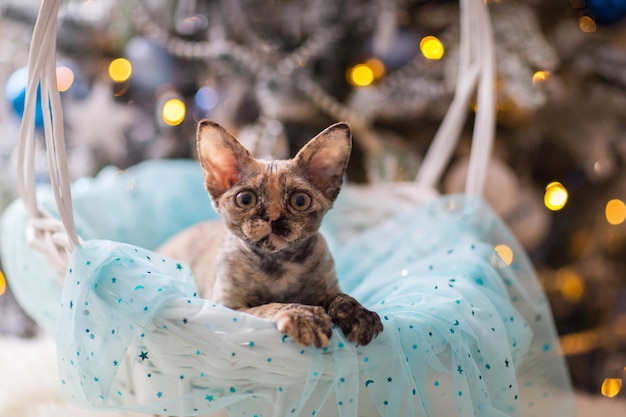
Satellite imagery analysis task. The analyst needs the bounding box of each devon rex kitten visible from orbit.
[158,120,383,348]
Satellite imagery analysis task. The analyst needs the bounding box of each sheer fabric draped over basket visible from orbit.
[2,160,575,417]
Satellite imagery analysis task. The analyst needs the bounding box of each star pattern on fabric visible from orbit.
[49,193,571,416]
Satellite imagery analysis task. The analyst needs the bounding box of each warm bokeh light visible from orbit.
[56,66,75,92]
[495,244,514,266]
[555,268,585,303]
[605,199,626,225]
[559,329,600,356]
[579,16,597,33]
[347,64,375,87]
[544,182,568,211]
[0,270,6,297]
[601,378,622,398]
[108,58,133,83]
[162,98,186,126]
[532,70,550,85]
[420,36,444,60]
[366,58,386,79]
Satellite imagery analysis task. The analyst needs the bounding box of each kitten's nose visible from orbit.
[271,216,289,236]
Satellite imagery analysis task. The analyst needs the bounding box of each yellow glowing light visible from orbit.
[605,199,626,225]
[108,58,133,83]
[366,58,386,79]
[544,182,568,211]
[579,16,597,33]
[347,64,375,87]
[420,36,444,60]
[162,98,186,126]
[555,268,585,303]
[495,244,514,266]
[532,70,551,85]
[56,66,75,92]
[559,329,600,356]
[601,378,622,398]
[0,270,6,297]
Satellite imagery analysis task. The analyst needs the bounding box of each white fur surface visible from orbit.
[0,335,143,417]
[0,335,624,417]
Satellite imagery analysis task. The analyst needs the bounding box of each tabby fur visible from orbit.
[158,120,383,347]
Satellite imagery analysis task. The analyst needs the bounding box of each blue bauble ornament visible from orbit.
[5,67,44,128]
[586,0,626,25]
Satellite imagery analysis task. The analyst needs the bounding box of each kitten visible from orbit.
[158,120,383,348]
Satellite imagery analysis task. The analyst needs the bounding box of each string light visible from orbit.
[544,182,568,211]
[605,199,626,225]
[162,98,186,126]
[56,66,75,92]
[601,378,622,398]
[494,244,514,266]
[555,268,585,303]
[108,58,133,83]
[579,16,597,33]
[532,70,550,85]
[419,36,444,60]
[347,64,375,87]
[366,58,386,79]
[559,329,600,356]
[0,270,6,297]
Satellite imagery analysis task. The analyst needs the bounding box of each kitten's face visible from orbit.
[196,120,352,253]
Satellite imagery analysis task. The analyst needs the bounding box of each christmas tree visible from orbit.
[1,0,625,397]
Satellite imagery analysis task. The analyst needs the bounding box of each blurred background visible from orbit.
[0,0,625,399]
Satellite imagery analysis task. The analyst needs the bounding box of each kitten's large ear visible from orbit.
[295,122,352,201]
[197,120,253,199]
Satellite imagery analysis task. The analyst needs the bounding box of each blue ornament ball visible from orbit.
[5,66,44,128]
[586,0,626,25]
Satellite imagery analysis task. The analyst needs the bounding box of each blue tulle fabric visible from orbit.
[0,160,575,417]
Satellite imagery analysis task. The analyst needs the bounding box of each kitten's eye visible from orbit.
[235,191,257,209]
[290,192,312,211]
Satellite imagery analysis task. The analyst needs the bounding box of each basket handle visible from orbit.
[17,0,79,274]
[416,0,495,196]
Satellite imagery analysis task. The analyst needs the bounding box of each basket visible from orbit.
[0,1,575,416]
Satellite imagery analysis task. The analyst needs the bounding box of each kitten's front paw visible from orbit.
[328,294,383,346]
[275,305,333,348]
